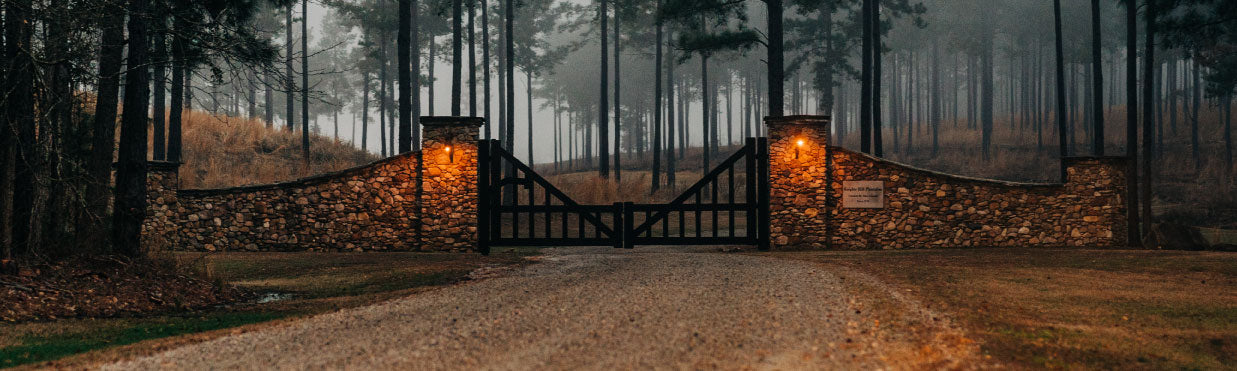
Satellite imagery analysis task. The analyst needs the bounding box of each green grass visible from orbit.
[1,312,285,368]
[0,250,538,369]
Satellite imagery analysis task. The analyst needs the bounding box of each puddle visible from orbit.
[256,292,293,304]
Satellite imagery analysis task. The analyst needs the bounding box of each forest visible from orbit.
[0,0,1234,269]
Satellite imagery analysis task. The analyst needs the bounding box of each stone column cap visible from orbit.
[420,116,485,127]
[763,115,832,126]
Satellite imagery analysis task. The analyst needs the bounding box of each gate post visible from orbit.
[764,115,831,249]
[477,139,491,255]
[420,116,485,252]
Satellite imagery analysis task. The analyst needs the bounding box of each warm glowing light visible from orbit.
[444,146,452,153]
[796,139,805,147]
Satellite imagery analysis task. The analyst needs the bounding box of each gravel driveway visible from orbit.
[104,246,978,370]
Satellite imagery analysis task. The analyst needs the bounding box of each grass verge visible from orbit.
[758,248,1237,369]
[1,249,538,369]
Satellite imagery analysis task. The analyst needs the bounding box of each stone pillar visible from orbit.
[143,161,181,251]
[420,116,484,251]
[765,115,831,249]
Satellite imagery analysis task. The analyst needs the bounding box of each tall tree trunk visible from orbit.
[614,11,622,181]
[1191,59,1201,169]
[286,4,295,131]
[430,38,436,116]
[412,0,422,149]
[1054,0,1068,179]
[701,53,711,174]
[4,0,36,259]
[653,1,663,192]
[451,0,463,115]
[482,0,491,139]
[980,21,994,161]
[504,0,514,152]
[1125,0,1140,244]
[872,0,884,157]
[264,71,274,126]
[87,7,126,239]
[1091,0,1105,156]
[399,0,413,152]
[168,12,186,163]
[362,72,370,152]
[114,0,152,256]
[666,38,676,189]
[468,0,477,117]
[301,0,310,167]
[860,0,873,153]
[598,0,610,177]
[766,0,784,117]
[380,37,389,157]
[152,10,167,161]
[1141,0,1155,240]
[931,41,940,156]
[527,70,534,164]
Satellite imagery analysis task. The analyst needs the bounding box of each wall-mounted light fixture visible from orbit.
[445,145,454,163]
[795,139,804,159]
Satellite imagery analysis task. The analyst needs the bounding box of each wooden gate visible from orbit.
[477,138,769,254]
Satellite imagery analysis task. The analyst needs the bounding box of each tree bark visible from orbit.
[114,0,152,256]
[860,0,872,153]
[1054,0,1068,179]
[872,0,884,157]
[152,10,167,161]
[399,0,413,152]
[766,0,784,117]
[614,10,622,181]
[468,0,477,117]
[482,0,491,139]
[598,0,610,177]
[1091,0,1105,156]
[301,0,310,167]
[87,5,126,236]
[1142,0,1155,240]
[653,0,663,192]
[451,0,463,115]
[286,4,295,131]
[1125,0,1140,244]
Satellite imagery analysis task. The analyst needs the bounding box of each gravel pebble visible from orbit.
[104,246,972,370]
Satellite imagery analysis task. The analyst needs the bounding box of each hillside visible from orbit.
[174,111,378,189]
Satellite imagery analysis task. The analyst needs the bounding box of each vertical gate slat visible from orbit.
[745,138,758,241]
[728,167,735,237]
[711,178,719,237]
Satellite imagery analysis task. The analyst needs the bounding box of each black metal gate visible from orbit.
[477,138,768,254]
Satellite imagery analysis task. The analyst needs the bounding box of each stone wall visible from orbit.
[766,115,1128,250]
[141,117,481,253]
[766,116,832,248]
[826,149,1127,249]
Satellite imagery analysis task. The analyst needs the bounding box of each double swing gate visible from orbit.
[477,138,770,254]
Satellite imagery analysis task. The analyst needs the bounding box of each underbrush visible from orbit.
[175,111,377,189]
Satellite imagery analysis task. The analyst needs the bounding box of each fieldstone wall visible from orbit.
[141,117,482,252]
[419,117,483,251]
[766,116,832,248]
[766,115,1128,250]
[827,149,1127,249]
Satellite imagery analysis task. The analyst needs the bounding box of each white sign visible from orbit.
[842,181,884,209]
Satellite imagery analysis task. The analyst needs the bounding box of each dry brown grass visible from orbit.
[762,248,1237,370]
[172,111,377,189]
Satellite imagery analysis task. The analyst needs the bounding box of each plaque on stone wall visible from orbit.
[842,181,884,208]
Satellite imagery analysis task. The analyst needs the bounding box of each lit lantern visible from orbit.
[794,138,804,159]
[444,146,454,163]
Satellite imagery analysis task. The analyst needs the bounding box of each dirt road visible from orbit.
[104,247,978,370]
